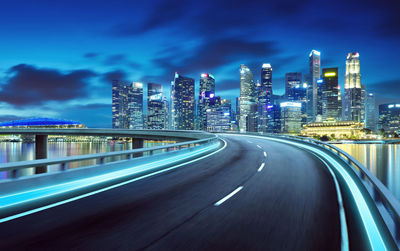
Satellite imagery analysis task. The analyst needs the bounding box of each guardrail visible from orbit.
[0,135,218,180]
[246,132,400,246]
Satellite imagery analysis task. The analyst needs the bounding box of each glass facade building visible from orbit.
[147,83,167,129]
[322,68,341,121]
[378,104,400,134]
[280,102,302,133]
[343,52,362,122]
[307,50,321,122]
[171,73,195,130]
[198,73,216,131]
[112,80,143,129]
[238,64,256,132]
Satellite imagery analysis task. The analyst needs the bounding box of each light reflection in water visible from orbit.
[334,144,400,201]
[0,141,175,180]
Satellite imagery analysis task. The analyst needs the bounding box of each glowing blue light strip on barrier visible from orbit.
[0,140,224,222]
[231,134,386,250]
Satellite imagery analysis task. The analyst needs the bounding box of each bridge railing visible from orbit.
[276,134,400,242]
[0,136,218,180]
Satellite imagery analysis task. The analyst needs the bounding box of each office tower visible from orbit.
[365,93,376,132]
[322,68,341,121]
[112,80,143,129]
[129,82,144,129]
[307,50,321,122]
[206,106,231,132]
[260,64,273,104]
[161,97,169,129]
[256,64,273,132]
[280,102,302,133]
[147,83,166,129]
[198,73,216,130]
[378,104,400,134]
[238,64,256,132]
[361,85,366,122]
[343,53,362,122]
[285,72,303,101]
[171,73,195,130]
[285,72,307,125]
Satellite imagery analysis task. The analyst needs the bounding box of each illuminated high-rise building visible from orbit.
[307,50,321,122]
[260,63,273,104]
[257,64,273,132]
[285,72,302,101]
[365,93,376,132]
[112,80,143,129]
[280,102,302,133]
[147,83,166,129]
[379,104,400,134]
[238,64,256,132]
[322,68,341,121]
[343,53,362,122]
[198,73,216,130]
[171,73,195,130]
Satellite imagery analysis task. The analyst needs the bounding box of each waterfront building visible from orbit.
[147,83,166,129]
[322,68,341,121]
[198,73,216,131]
[280,102,302,134]
[301,121,365,139]
[171,73,195,130]
[162,97,170,129]
[307,50,321,122]
[378,104,400,135]
[365,93,376,132]
[112,80,143,129]
[260,63,273,104]
[206,106,231,132]
[0,118,84,128]
[285,72,302,101]
[238,64,257,132]
[343,53,362,122]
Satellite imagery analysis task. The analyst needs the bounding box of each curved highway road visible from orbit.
[0,134,341,250]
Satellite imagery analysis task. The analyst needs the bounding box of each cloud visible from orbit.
[101,69,127,84]
[153,36,280,76]
[0,64,96,106]
[83,52,100,59]
[102,54,141,69]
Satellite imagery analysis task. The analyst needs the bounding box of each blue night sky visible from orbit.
[0,0,399,127]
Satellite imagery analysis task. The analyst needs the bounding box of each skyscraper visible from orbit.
[307,50,321,122]
[260,63,273,104]
[147,83,166,129]
[257,64,273,132]
[112,80,143,129]
[322,68,341,121]
[343,52,362,122]
[238,64,256,132]
[280,102,302,133]
[285,72,302,101]
[378,104,400,134]
[198,73,216,130]
[171,73,195,130]
[365,93,376,132]
[129,82,144,129]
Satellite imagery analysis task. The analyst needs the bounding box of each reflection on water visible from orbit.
[0,141,174,180]
[334,144,400,201]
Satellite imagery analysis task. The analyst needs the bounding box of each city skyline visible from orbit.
[0,0,400,127]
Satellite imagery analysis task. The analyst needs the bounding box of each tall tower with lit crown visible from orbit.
[343,52,362,121]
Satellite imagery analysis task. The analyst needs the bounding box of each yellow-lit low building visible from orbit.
[301,121,366,139]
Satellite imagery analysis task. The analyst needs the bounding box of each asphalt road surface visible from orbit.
[0,134,341,250]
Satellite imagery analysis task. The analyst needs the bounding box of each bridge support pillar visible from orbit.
[132,138,144,157]
[35,135,48,174]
